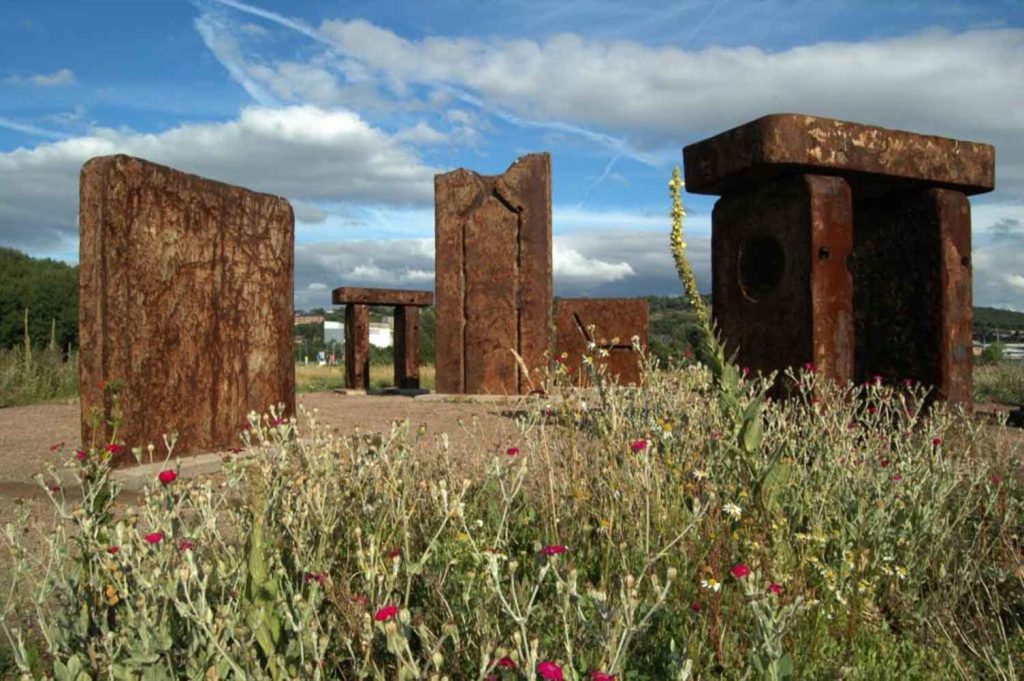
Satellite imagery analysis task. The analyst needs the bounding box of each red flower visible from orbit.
[539,544,567,556]
[179,540,196,551]
[992,474,1003,485]
[304,572,326,585]
[803,362,816,373]
[768,582,783,595]
[49,442,64,453]
[867,405,878,415]
[387,548,402,559]
[893,474,902,482]
[48,484,61,493]
[75,449,87,462]
[690,601,701,612]
[229,447,244,454]
[544,408,555,417]
[591,672,616,681]
[374,604,398,622]
[630,439,647,452]
[158,469,177,485]
[107,545,120,555]
[144,531,164,544]
[730,563,751,579]
[495,657,516,670]
[506,446,520,456]
[741,366,750,378]
[272,417,285,426]
[932,437,943,447]
[537,661,565,680]
[710,431,721,441]
[105,443,124,456]
[879,459,890,468]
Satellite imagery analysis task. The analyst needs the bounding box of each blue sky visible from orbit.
[1,0,1022,310]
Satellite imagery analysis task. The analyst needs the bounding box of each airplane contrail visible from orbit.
[0,116,68,140]
[207,0,329,44]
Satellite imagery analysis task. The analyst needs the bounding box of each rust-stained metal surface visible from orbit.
[852,188,973,406]
[333,287,432,390]
[344,303,370,390]
[79,155,295,464]
[691,113,989,408]
[434,153,553,395]
[555,298,649,386]
[393,306,422,389]
[332,287,433,307]
[684,114,995,197]
[711,174,854,384]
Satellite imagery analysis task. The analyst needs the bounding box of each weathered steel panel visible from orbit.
[79,155,294,464]
[344,303,370,390]
[555,298,649,386]
[712,174,854,382]
[685,114,995,197]
[393,305,421,389]
[434,153,553,394]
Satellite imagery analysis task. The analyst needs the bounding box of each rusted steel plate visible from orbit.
[464,196,519,394]
[79,155,294,464]
[332,287,433,307]
[434,153,553,394]
[852,188,972,408]
[712,174,854,383]
[344,303,370,390]
[555,298,649,386]
[393,306,421,389]
[685,114,995,196]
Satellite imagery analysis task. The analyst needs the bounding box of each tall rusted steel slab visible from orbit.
[685,114,995,197]
[555,298,649,386]
[79,155,295,464]
[393,306,422,389]
[344,303,370,390]
[434,153,553,394]
[852,188,973,403]
[688,113,992,408]
[712,174,854,383]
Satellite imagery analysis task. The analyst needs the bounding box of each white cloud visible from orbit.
[1006,274,1024,292]
[6,68,76,87]
[554,245,635,282]
[0,105,437,250]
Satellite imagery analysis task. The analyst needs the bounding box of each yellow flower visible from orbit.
[105,584,121,607]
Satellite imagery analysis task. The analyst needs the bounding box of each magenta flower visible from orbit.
[932,437,943,447]
[506,446,521,456]
[495,657,516,669]
[630,439,647,452]
[539,544,567,556]
[537,661,565,680]
[590,672,617,681]
[158,469,177,485]
[75,449,87,462]
[144,531,164,544]
[107,545,120,555]
[690,601,701,612]
[178,540,196,551]
[803,361,816,373]
[105,443,125,456]
[730,563,751,579]
[768,582,783,595]
[304,572,326,585]
[374,604,398,622]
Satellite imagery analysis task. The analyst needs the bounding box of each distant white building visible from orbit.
[324,321,343,345]
[323,320,393,348]
[369,322,393,348]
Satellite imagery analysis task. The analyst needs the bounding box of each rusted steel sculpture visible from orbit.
[79,155,295,464]
[331,287,434,390]
[434,153,553,394]
[684,114,995,406]
[555,298,649,386]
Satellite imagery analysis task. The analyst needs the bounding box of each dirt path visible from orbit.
[0,392,526,533]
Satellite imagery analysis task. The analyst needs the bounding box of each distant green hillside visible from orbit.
[975,306,1024,333]
[0,247,78,350]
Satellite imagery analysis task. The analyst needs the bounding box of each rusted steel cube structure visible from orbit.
[684,114,995,406]
[79,155,295,464]
[434,153,553,395]
[331,287,433,390]
[556,298,649,387]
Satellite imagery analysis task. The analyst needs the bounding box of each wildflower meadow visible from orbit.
[0,172,1020,680]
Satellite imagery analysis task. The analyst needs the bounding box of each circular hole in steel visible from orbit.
[738,236,785,302]
[818,247,831,262]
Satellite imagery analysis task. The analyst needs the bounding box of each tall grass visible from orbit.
[295,363,436,393]
[0,312,78,408]
[974,362,1024,405]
